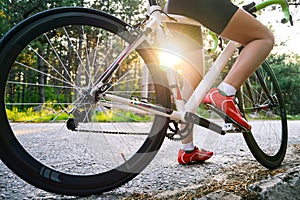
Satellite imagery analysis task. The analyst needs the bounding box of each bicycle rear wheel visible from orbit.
[239,61,287,169]
[0,8,170,195]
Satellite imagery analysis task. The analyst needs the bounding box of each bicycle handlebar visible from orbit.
[248,0,292,25]
[148,0,158,6]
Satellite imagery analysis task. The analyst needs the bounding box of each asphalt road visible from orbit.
[0,120,299,199]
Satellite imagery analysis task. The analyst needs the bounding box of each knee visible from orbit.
[264,30,275,52]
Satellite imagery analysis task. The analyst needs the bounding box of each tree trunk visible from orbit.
[38,48,45,104]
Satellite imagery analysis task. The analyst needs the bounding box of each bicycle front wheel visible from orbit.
[239,61,288,169]
[0,8,170,195]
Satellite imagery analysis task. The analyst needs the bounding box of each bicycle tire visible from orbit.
[239,61,288,169]
[0,7,170,195]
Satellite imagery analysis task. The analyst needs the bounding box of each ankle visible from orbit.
[218,82,236,96]
[181,141,194,152]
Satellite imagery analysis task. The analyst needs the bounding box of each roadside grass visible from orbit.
[6,107,69,122]
[6,105,300,123]
[6,107,153,123]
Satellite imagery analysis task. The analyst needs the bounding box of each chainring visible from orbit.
[166,120,193,141]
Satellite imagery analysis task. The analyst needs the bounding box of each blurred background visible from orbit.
[0,0,299,117]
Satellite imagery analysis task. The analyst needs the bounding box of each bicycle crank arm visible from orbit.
[184,112,226,135]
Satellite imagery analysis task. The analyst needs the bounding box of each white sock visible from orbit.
[218,82,236,96]
[181,141,194,151]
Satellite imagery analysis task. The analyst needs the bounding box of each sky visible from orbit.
[264,7,299,55]
[243,0,300,55]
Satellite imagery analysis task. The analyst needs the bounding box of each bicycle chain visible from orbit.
[67,118,192,140]
[67,118,149,135]
[73,128,149,135]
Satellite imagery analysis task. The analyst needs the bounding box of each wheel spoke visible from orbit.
[241,61,287,169]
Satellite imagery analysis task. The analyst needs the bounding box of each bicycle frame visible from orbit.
[100,0,291,133]
[0,1,291,193]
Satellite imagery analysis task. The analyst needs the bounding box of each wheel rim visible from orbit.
[241,63,287,166]
[1,9,169,191]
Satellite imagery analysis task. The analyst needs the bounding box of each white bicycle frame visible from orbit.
[101,0,291,133]
[104,4,241,125]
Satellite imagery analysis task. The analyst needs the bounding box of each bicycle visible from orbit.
[0,0,292,196]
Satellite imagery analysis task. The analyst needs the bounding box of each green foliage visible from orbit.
[90,0,146,24]
[268,54,300,115]
[0,0,148,37]
[6,106,153,123]
[0,9,10,38]
[92,111,153,122]
[1,0,299,120]
[0,0,93,37]
[6,107,69,122]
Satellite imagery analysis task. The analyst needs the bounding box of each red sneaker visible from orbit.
[203,88,251,130]
[178,147,213,164]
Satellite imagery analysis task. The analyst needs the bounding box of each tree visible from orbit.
[0,0,85,38]
[269,54,300,115]
[1,0,299,116]
[90,0,146,24]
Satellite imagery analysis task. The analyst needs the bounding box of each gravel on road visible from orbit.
[0,121,299,200]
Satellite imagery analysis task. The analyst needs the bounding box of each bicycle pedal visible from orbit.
[204,104,248,133]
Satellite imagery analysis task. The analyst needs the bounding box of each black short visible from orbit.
[165,0,239,34]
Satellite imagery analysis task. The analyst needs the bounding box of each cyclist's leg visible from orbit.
[180,49,202,146]
[204,8,274,130]
[166,0,254,130]
[165,24,213,163]
[166,24,203,147]
[220,8,275,89]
